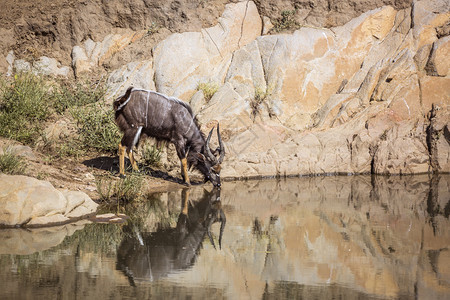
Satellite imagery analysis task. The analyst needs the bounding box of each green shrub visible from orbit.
[70,102,121,153]
[0,147,27,175]
[141,141,162,168]
[52,79,105,114]
[197,81,219,102]
[0,72,110,152]
[0,73,52,144]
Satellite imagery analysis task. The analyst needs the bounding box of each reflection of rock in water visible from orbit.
[0,221,88,255]
[262,281,384,300]
[219,174,450,298]
[116,188,225,285]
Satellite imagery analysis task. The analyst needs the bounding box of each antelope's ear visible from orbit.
[196,152,206,162]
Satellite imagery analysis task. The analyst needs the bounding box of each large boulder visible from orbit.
[0,174,98,227]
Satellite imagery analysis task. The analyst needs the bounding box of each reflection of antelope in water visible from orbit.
[116,188,226,285]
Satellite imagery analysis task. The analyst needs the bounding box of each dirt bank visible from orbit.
[0,0,412,73]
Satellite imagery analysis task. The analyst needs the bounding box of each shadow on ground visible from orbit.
[82,156,204,186]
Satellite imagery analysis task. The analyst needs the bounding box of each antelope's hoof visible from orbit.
[119,174,127,179]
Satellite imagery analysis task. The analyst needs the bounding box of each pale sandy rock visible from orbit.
[220,3,448,177]
[189,90,206,115]
[0,175,98,227]
[27,214,70,226]
[412,0,450,49]
[201,0,261,55]
[428,107,450,172]
[225,40,266,100]
[32,56,70,77]
[436,132,450,172]
[374,137,430,174]
[196,82,252,128]
[313,8,410,128]
[72,45,92,75]
[152,1,261,99]
[312,93,355,128]
[348,131,373,173]
[372,120,430,174]
[426,35,450,76]
[9,55,70,77]
[345,8,410,93]
[361,6,396,40]
[254,6,397,131]
[414,43,433,71]
[420,76,450,112]
[107,60,155,98]
[92,213,129,223]
[63,190,91,215]
[13,59,31,73]
[72,30,147,77]
[371,50,417,102]
[262,16,273,35]
[256,28,337,130]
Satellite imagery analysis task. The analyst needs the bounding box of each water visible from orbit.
[0,175,449,300]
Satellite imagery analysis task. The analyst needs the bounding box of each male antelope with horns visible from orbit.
[113,87,225,187]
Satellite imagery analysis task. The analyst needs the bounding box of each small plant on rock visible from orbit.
[147,22,160,35]
[273,10,300,32]
[251,85,273,118]
[197,81,219,102]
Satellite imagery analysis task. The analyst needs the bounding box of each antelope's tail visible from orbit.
[113,86,134,111]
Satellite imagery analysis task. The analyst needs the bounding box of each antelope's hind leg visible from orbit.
[118,142,127,178]
[127,149,139,172]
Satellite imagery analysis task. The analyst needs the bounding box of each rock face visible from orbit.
[1,0,449,178]
[100,0,449,178]
[0,174,98,227]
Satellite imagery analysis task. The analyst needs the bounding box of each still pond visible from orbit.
[0,175,449,299]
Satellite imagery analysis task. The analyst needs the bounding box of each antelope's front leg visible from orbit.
[181,157,191,186]
[118,143,126,177]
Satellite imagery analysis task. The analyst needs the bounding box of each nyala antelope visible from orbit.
[113,87,225,187]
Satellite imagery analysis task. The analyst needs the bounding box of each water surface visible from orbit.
[1,175,449,299]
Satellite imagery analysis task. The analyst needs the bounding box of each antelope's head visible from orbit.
[196,124,225,188]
